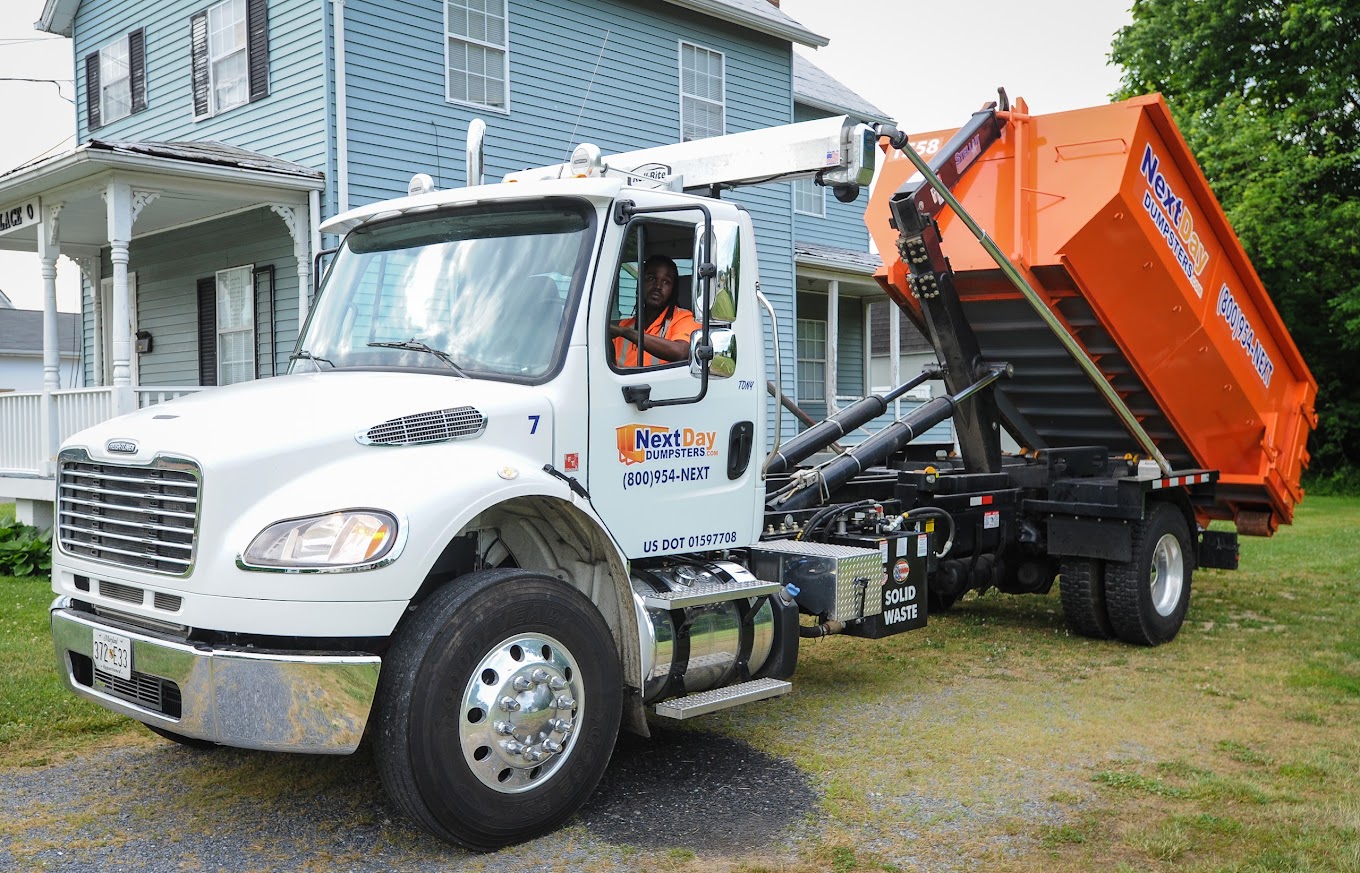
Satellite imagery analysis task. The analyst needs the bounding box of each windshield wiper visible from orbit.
[288,349,335,368]
[368,340,468,376]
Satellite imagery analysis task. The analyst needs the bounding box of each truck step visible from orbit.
[654,678,792,720]
[639,579,782,610]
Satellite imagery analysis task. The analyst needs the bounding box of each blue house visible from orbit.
[0,0,944,522]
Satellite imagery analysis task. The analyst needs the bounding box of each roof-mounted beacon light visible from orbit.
[570,143,604,178]
[408,173,435,196]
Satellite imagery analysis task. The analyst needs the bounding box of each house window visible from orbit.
[680,42,724,141]
[84,29,145,130]
[796,318,827,402]
[208,0,248,113]
[216,266,255,385]
[446,0,508,110]
[191,0,269,118]
[793,177,824,217]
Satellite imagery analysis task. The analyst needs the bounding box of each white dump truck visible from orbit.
[48,95,1314,849]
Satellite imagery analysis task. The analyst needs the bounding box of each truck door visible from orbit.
[586,197,763,559]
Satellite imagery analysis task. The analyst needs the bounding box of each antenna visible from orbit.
[559,28,612,178]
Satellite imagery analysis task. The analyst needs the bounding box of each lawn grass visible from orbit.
[1,497,1356,870]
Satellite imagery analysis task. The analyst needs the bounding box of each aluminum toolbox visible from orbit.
[749,540,885,622]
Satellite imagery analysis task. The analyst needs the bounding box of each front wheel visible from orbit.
[375,569,623,850]
[1104,503,1192,646]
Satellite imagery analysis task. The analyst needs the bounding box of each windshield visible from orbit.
[295,200,595,381]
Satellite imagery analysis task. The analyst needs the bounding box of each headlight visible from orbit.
[240,509,400,571]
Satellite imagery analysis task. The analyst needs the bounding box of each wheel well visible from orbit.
[405,496,645,733]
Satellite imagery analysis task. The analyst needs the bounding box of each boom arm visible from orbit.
[506,116,877,198]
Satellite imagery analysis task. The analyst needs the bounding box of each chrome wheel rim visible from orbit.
[1149,532,1184,617]
[459,633,582,793]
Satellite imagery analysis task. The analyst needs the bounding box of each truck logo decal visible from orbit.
[1139,143,1211,297]
[615,424,718,466]
[106,439,138,454]
[1216,284,1275,387]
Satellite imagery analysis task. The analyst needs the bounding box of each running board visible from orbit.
[653,678,792,719]
[639,579,782,610]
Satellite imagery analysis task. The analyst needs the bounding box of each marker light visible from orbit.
[241,510,400,571]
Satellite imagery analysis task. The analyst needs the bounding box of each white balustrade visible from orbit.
[0,393,44,474]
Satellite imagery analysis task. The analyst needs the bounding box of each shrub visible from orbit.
[0,519,52,578]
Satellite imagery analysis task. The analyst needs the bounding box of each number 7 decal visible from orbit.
[527,414,540,434]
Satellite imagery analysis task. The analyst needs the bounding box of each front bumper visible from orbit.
[50,598,381,754]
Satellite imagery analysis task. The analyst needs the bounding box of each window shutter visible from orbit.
[253,265,274,378]
[128,28,147,113]
[247,0,270,102]
[190,11,209,118]
[197,276,218,386]
[85,52,102,130]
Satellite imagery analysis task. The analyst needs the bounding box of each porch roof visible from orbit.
[796,241,882,276]
[0,139,323,254]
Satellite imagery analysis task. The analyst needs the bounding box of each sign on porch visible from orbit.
[0,198,40,237]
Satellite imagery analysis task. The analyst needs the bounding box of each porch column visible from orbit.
[270,202,312,332]
[825,279,839,413]
[70,253,103,386]
[36,202,62,478]
[106,181,135,414]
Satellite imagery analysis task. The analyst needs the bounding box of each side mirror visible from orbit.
[691,325,736,379]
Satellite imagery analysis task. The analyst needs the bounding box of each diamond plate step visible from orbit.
[654,678,792,720]
[639,579,781,610]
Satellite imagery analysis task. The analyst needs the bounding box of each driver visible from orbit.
[609,255,700,367]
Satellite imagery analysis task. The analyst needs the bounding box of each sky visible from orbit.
[0,0,1134,312]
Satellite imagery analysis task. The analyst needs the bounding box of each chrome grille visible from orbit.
[58,457,200,576]
[93,667,181,718]
[360,406,486,446]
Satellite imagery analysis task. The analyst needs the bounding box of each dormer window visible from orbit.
[84,29,145,130]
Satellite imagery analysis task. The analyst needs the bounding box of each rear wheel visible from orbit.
[375,569,622,850]
[1104,503,1192,646]
[1058,557,1114,640]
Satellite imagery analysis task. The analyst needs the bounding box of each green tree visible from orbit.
[1111,0,1360,481]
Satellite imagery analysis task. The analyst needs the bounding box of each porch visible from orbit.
[0,139,325,527]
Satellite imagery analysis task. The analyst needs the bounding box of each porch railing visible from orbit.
[0,386,206,477]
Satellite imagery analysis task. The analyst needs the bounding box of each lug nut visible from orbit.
[525,747,545,762]
[494,721,515,736]
[499,696,521,712]
[549,677,568,690]
[543,739,563,754]
[504,741,524,754]
[555,695,576,709]
[531,668,550,684]
[512,676,532,692]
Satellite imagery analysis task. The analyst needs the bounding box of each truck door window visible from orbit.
[607,223,700,370]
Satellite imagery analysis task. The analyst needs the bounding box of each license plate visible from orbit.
[92,629,132,680]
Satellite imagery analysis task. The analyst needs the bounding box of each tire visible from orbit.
[144,724,219,750]
[1103,503,1193,646]
[927,589,958,612]
[1058,557,1114,640]
[374,569,622,850]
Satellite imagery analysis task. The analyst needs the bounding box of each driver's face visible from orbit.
[643,265,675,310]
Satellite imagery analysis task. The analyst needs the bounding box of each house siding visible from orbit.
[88,208,299,386]
[73,0,328,174]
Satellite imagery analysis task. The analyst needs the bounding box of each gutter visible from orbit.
[659,0,828,48]
[331,0,350,213]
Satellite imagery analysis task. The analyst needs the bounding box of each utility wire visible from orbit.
[0,77,75,102]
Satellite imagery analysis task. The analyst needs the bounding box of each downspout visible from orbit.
[330,0,349,213]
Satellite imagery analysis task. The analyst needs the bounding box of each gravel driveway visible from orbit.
[0,726,818,872]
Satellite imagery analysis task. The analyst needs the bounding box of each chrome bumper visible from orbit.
[50,598,381,754]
